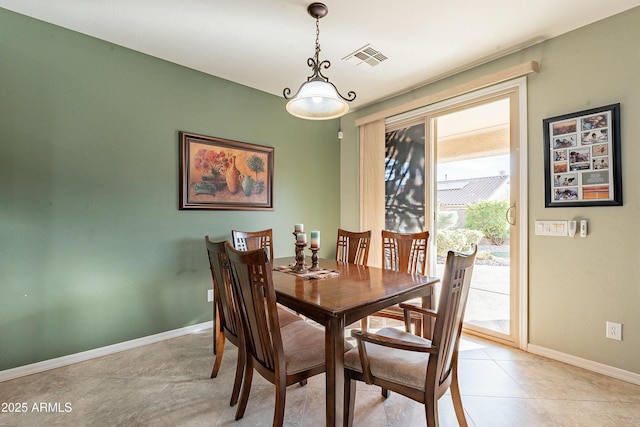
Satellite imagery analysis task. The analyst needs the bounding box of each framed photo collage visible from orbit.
[543,103,622,207]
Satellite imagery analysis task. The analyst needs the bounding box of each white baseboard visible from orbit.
[0,321,213,383]
[527,343,640,385]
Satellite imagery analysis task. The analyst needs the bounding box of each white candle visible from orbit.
[296,233,307,244]
[294,223,304,233]
[310,230,320,249]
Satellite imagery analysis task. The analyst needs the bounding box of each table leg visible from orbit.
[324,316,345,427]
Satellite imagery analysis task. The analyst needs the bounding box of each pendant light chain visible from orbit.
[314,16,321,65]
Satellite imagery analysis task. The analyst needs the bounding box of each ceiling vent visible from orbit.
[342,44,388,69]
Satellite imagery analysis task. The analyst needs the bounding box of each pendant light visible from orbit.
[283,3,356,120]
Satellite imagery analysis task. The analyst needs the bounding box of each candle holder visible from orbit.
[309,247,321,271]
[293,242,308,274]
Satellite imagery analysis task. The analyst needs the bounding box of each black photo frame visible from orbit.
[543,103,622,207]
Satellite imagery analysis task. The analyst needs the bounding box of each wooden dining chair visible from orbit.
[205,237,301,407]
[205,237,244,406]
[364,230,430,335]
[231,228,304,319]
[336,228,372,330]
[224,241,350,426]
[335,228,371,265]
[231,228,274,263]
[343,244,478,427]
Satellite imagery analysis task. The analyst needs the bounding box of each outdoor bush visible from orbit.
[464,200,509,245]
[436,228,483,257]
[437,209,458,230]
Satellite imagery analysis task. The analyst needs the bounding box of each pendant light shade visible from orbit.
[283,3,355,120]
[286,79,349,120]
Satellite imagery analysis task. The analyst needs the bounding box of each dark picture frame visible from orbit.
[543,103,622,207]
[179,131,274,210]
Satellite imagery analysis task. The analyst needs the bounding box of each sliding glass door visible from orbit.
[433,97,515,343]
[380,82,526,347]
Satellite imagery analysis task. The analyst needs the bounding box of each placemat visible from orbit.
[274,264,340,280]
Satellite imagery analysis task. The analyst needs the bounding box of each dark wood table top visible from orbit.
[273,257,438,325]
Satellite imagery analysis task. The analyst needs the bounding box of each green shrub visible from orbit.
[464,200,509,245]
[436,228,483,257]
[437,210,458,230]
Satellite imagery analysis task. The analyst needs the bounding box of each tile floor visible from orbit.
[2,327,640,427]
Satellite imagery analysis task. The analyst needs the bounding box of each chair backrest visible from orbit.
[205,236,241,341]
[224,240,283,374]
[231,229,274,263]
[381,230,429,275]
[336,229,371,265]
[428,244,477,387]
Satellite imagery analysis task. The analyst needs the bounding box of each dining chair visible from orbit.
[224,241,351,426]
[205,237,301,407]
[231,228,274,263]
[336,228,372,330]
[364,230,430,335]
[343,244,478,427]
[231,228,306,320]
[335,228,371,265]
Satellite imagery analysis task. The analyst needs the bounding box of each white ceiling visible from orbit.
[2,1,639,112]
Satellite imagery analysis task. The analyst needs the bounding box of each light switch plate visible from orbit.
[535,220,568,236]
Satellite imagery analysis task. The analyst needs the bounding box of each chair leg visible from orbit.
[425,390,439,427]
[299,379,308,386]
[273,376,287,427]
[450,364,468,426]
[230,344,246,406]
[210,332,225,378]
[344,377,356,427]
[380,387,389,398]
[213,305,221,353]
[235,357,253,420]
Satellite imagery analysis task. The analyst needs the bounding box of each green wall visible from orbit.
[340,7,640,374]
[0,9,340,371]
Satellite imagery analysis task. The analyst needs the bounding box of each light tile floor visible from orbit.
[2,327,640,426]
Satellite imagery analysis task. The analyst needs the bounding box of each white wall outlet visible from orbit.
[207,289,214,302]
[606,321,622,341]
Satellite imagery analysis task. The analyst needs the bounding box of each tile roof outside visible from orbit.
[437,175,510,207]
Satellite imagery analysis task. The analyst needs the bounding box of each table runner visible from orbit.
[274,264,340,280]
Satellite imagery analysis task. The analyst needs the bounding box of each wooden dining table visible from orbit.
[272,257,439,427]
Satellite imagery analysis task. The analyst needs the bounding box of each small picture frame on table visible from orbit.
[543,103,622,207]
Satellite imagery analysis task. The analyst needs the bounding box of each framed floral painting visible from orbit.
[179,131,274,210]
[543,103,622,207]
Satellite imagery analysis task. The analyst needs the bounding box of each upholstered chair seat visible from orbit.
[280,321,328,375]
[344,326,431,391]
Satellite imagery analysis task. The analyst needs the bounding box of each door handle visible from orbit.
[506,205,516,226]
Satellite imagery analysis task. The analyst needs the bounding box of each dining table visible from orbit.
[272,256,440,427]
